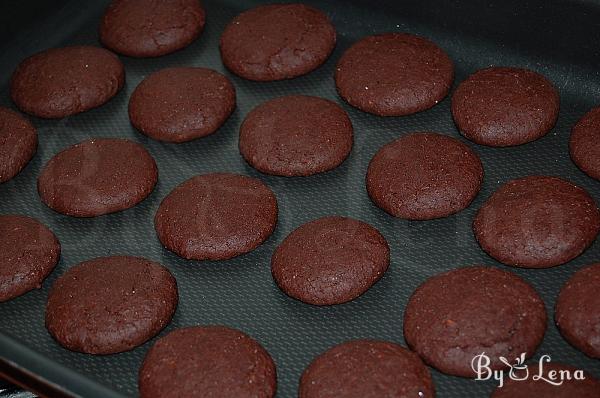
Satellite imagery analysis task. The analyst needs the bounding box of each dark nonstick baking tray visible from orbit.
[1,0,600,396]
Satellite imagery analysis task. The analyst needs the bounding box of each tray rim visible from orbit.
[0,333,125,398]
[2,0,600,396]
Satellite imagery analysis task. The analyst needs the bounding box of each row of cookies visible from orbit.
[4,128,599,270]
[2,0,599,180]
[3,213,600,396]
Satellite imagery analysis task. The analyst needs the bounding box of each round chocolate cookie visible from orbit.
[129,67,236,143]
[220,3,336,81]
[45,256,178,354]
[366,132,483,220]
[0,215,60,302]
[100,0,206,58]
[404,266,547,377]
[155,173,278,260]
[271,216,389,305]
[0,107,37,183]
[555,263,600,358]
[570,106,600,180]
[452,67,559,147]
[10,46,125,119]
[139,326,277,398]
[299,340,435,398]
[335,33,454,116]
[38,138,158,217]
[491,362,600,398]
[239,95,353,176]
[474,176,600,268]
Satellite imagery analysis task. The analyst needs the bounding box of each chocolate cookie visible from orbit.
[299,340,435,398]
[452,67,559,147]
[38,138,158,217]
[0,215,60,302]
[0,107,37,183]
[155,173,278,260]
[335,33,454,116]
[403,266,547,377]
[239,95,353,176]
[271,216,389,305]
[129,67,236,143]
[45,256,177,354]
[139,326,277,398]
[10,46,125,119]
[366,132,483,220]
[491,362,600,398]
[570,106,600,180]
[220,3,336,81]
[474,176,600,268]
[555,263,600,358]
[100,0,205,58]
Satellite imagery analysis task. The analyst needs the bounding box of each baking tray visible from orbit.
[1,0,600,396]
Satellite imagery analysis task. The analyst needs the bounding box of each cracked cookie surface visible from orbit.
[452,67,559,147]
[403,266,547,377]
[335,33,453,116]
[555,263,600,358]
[0,107,37,183]
[299,340,434,398]
[139,326,277,398]
[473,176,600,268]
[271,216,389,305]
[220,3,336,81]
[154,173,278,260]
[0,215,60,302]
[239,95,353,176]
[129,67,235,143]
[45,256,178,354]
[38,138,158,217]
[10,46,125,118]
[570,106,600,180]
[100,0,205,57]
[366,132,483,220]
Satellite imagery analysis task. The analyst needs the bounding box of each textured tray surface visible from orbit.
[1,0,600,396]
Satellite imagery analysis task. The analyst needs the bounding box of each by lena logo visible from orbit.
[471,353,586,388]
